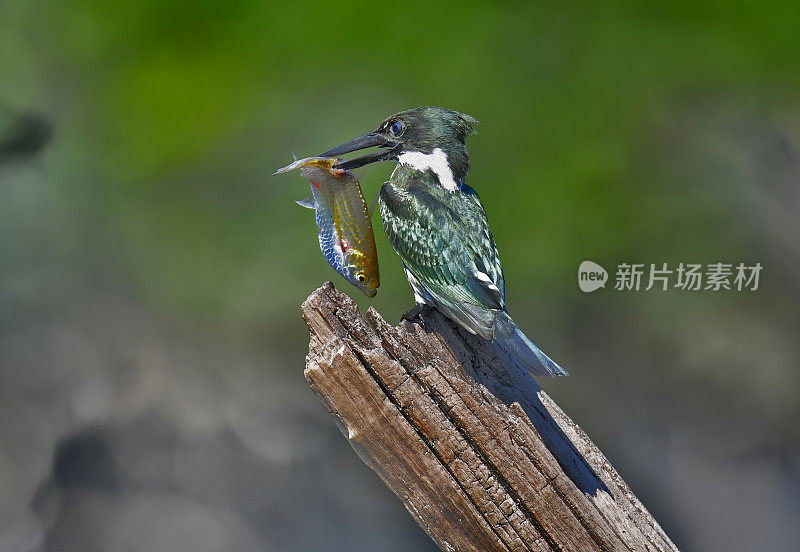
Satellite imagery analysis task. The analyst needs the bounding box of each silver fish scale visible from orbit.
[312,185,349,280]
[275,155,379,297]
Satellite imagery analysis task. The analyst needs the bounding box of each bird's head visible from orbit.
[321,106,479,184]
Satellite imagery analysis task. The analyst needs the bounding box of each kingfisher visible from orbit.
[321,107,566,377]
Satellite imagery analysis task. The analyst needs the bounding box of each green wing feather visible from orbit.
[379,167,505,334]
[379,165,566,377]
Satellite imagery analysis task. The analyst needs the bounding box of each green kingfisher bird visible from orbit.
[321,106,566,377]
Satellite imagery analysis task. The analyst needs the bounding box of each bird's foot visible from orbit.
[401,303,427,323]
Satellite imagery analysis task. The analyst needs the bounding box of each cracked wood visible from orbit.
[302,282,679,552]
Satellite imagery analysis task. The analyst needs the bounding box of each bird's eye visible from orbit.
[389,120,404,137]
[356,273,367,283]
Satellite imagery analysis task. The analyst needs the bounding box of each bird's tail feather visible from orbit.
[493,311,568,377]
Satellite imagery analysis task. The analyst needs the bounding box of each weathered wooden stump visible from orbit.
[302,282,679,552]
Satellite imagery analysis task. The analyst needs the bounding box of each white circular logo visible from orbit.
[578,261,608,293]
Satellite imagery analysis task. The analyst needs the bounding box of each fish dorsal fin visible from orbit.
[368,189,380,219]
[295,195,316,209]
[348,166,364,183]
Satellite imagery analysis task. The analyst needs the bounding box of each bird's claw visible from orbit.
[401,304,427,323]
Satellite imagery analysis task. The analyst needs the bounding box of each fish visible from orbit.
[274,156,380,297]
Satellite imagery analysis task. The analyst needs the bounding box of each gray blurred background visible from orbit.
[1,1,799,550]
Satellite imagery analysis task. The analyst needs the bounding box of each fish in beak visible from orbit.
[321,131,400,170]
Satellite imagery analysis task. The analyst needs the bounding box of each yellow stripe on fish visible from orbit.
[274,156,379,297]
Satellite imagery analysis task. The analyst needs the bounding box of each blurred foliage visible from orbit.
[3,0,800,342]
[0,0,798,396]
[0,0,797,389]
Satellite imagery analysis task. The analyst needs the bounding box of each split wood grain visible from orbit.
[302,282,679,552]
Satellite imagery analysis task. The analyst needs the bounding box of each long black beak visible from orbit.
[321,131,399,170]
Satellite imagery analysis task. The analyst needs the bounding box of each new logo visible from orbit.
[578,261,608,293]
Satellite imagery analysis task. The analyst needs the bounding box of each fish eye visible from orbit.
[389,120,404,137]
[356,273,367,283]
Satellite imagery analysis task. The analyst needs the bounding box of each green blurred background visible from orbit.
[2,1,799,550]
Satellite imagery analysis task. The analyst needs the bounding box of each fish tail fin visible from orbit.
[493,311,568,377]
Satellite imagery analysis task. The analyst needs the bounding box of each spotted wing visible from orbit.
[380,173,505,338]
